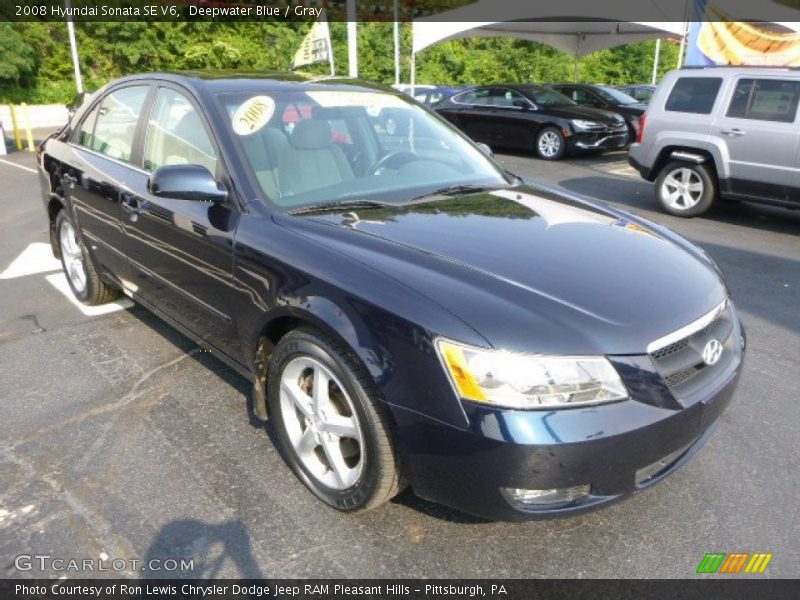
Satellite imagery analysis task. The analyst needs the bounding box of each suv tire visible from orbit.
[655,161,717,217]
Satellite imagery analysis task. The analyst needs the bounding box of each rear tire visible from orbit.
[55,209,119,305]
[655,161,717,217]
[535,126,566,161]
[267,328,402,512]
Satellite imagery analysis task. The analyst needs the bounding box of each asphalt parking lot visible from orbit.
[1,145,798,579]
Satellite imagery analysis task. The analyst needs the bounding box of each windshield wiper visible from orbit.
[287,199,389,215]
[411,184,499,202]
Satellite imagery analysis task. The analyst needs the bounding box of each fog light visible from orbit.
[500,485,590,510]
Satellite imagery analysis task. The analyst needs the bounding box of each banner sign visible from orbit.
[687,0,800,66]
[291,12,334,73]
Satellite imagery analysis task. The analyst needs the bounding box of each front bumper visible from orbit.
[392,335,743,521]
[570,129,629,151]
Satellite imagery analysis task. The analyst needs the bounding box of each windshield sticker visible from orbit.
[305,90,407,113]
[233,96,275,136]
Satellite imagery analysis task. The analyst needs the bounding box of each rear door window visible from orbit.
[665,77,722,114]
[453,88,491,106]
[726,78,800,123]
[87,86,149,162]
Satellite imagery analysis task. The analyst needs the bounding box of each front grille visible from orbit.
[651,338,688,360]
[649,302,736,399]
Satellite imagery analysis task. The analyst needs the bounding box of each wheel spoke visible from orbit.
[295,427,318,456]
[322,415,358,439]
[321,438,354,488]
[312,367,331,412]
[281,379,313,418]
[687,182,703,192]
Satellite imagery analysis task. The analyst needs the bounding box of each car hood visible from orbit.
[539,104,624,124]
[278,186,727,355]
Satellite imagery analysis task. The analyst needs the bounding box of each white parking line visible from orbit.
[45,273,133,316]
[0,158,37,174]
[0,242,61,279]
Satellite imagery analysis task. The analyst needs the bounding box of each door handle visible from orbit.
[120,193,141,222]
[720,128,746,137]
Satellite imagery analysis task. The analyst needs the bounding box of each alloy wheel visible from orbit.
[661,167,704,211]
[279,356,364,490]
[59,219,87,294]
[538,131,561,157]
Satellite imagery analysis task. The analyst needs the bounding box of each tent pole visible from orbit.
[65,0,83,95]
[651,38,661,84]
[393,1,400,85]
[410,52,416,95]
[347,0,358,77]
[677,0,690,69]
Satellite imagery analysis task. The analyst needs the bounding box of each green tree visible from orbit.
[0,23,36,81]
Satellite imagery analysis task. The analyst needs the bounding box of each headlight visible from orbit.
[571,119,604,130]
[436,339,628,409]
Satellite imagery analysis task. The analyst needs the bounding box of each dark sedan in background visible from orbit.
[617,83,657,103]
[434,84,629,160]
[37,72,743,520]
[548,83,647,140]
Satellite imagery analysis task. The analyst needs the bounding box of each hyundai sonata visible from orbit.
[37,73,744,520]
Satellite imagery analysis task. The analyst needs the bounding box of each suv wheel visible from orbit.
[655,161,717,217]
[535,127,566,160]
[267,328,402,512]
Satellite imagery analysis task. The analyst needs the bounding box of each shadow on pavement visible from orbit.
[558,175,800,236]
[144,518,265,578]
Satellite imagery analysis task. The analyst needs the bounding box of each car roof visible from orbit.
[677,66,800,77]
[108,71,395,95]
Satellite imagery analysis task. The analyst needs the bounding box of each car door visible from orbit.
[482,87,538,150]
[713,76,800,202]
[118,85,242,357]
[439,88,498,144]
[64,85,150,284]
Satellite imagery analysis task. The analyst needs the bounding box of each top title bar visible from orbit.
[2,0,800,23]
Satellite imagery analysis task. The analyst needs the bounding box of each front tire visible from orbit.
[55,209,119,305]
[535,126,567,160]
[267,328,402,512]
[655,161,717,217]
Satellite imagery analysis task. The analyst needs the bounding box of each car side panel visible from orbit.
[231,213,492,429]
[51,141,134,284]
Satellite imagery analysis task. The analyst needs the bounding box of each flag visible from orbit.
[290,12,335,74]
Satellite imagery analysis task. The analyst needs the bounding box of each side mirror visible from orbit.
[147,164,227,203]
[512,99,529,110]
[476,142,494,158]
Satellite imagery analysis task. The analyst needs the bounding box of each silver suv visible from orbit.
[629,67,800,217]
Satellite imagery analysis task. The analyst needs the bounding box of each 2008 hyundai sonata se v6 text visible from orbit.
[37,72,744,520]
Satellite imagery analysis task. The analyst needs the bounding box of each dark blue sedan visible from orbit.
[37,72,744,520]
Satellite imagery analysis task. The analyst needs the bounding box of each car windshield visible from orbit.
[521,86,577,107]
[594,86,639,105]
[217,88,512,211]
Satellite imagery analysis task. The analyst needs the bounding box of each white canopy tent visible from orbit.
[410,18,686,90]
[412,21,686,57]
